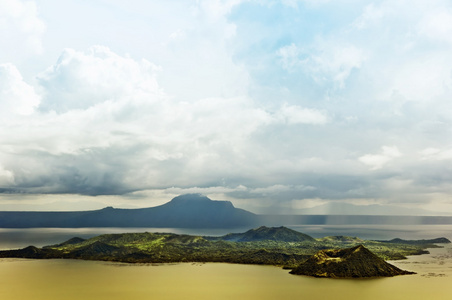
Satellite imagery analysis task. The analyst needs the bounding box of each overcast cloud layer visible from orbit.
[1,0,452,214]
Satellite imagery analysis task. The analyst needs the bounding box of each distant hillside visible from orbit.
[210,226,315,242]
[0,194,258,228]
[290,245,415,278]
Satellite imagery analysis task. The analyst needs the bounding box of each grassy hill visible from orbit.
[208,226,315,242]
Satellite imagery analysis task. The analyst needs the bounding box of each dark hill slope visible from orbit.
[69,241,121,258]
[290,245,415,278]
[210,226,315,242]
[0,246,61,259]
[45,237,86,248]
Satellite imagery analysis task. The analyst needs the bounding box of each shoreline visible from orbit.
[390,243,452,277]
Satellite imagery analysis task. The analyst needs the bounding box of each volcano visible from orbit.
[290,245,415,278]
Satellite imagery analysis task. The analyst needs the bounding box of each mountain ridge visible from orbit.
[0,194,258,228]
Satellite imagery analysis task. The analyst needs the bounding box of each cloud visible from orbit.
[37,46,162,113]
[0,46,330,196]
[418,9,452,45]
[278,42,366,89]
[420,147,452,161]
[390,56,452,103]
[352,3,387,30]
[0,0,45,60]
[1,1,452,214]
[0,63,40,118]
[270,0,452,108]
[0,164,14,186]
[277,43,301,71]
[359,146,402,170]
[347,1,452,103]
[276,103,328,125]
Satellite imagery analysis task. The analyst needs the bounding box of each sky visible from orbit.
[0,0,452,214]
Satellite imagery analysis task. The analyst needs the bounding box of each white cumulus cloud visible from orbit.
[359,146,402,170]
[37,46,162,113]
[0,0,45,60]
[420,147,452,161]
[0,63,40,118]
[418,10,452,44]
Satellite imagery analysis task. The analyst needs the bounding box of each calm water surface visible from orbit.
[1,253,452,300]
[2,224,452,249]
[1,225,452,300]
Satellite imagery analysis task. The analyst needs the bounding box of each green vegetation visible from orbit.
[0,226,449,270]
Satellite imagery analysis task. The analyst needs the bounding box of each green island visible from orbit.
[1,226,449,278]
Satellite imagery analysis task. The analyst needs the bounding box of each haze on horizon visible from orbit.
[1,0,452,215]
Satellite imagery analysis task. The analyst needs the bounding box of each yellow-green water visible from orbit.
[1,244,452,300]
[1,226,452,300]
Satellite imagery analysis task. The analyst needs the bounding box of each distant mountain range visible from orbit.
[2,193,452,228]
